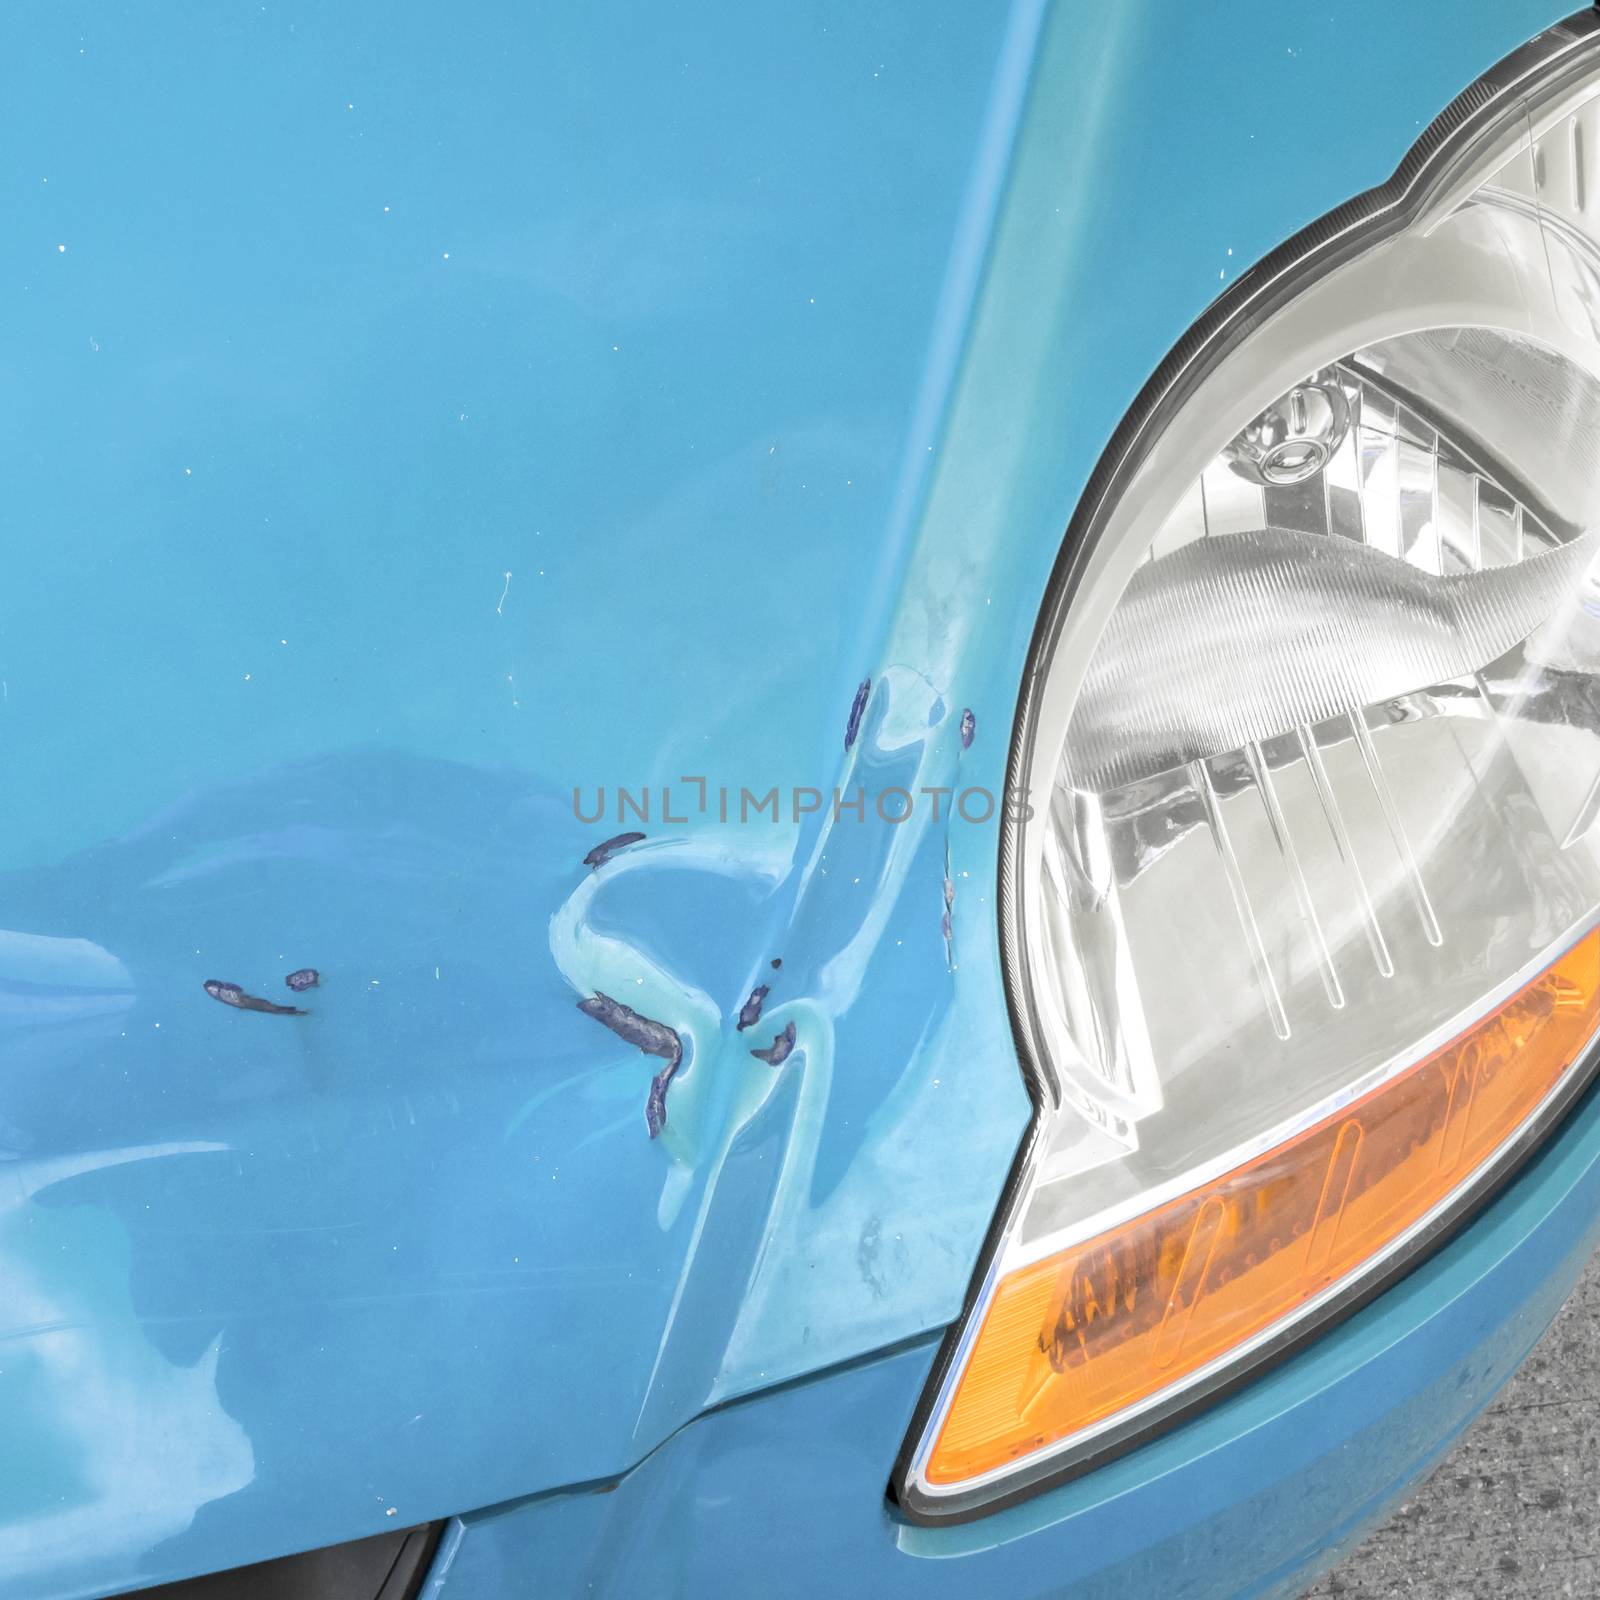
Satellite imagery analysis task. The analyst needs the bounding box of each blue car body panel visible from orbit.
[422,1073,1600,1600]
[0,0,1580,1595]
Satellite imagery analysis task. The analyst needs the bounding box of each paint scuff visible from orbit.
[577,992,684,1138]
[736,983,769,1031]
[750,1020,796,1067]
[285,967,320,993]
[203,979,305,1017]
[844,677,871,751]
[960,708,976,749]
[583,830,646,870]
[942,856,956,969]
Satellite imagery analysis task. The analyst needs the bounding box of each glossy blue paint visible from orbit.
[423,1071,1600,1600]
[0,7,1032,1592]
[0,1,1580,1597]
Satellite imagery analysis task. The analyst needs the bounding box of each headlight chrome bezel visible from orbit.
[897,8,1600,1525]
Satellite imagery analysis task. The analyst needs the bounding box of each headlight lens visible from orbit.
[902,14,1600,1518]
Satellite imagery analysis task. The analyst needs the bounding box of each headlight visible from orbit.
[900,13,1600,1521]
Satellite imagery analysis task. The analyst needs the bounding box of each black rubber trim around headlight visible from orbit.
[894,4,1600,1526]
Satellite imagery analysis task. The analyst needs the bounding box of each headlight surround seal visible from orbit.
[896,7,1600,1525]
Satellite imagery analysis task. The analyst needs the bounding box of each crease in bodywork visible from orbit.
[825,0,1050,718]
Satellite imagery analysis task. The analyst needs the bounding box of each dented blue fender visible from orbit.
[419,1067,1600,1600]
[0,1,1577,1596]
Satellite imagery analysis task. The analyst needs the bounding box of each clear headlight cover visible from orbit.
[901,13,1600,1521]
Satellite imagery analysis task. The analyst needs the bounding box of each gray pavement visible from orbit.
[1305,1253,1600,1597]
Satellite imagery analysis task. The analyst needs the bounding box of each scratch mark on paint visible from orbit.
[857,1216,887,1299]
[750,1020,796,1067]
[736,983,769,1031]
[583,830,646,870]
[845,677,871,751]
[496,571,512,614]
[942,844,956,970]
[643,1068,679,1141]
[577,992,684,1138]
[203,979,305,1017]
[577,993,678,1061]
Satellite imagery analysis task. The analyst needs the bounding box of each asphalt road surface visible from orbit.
[1305,1252,1600,1597]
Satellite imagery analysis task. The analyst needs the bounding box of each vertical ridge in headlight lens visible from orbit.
[926,927,1600,1486]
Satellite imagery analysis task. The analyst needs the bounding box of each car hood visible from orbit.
[0,2,1030,1591]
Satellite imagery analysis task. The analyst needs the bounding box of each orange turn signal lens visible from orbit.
[927,928,1600,1487]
